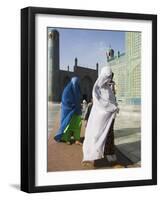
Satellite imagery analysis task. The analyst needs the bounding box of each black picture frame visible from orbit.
[21,6,157,193]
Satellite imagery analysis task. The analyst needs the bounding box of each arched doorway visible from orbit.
[59,76,70,101]
[63,76,70,89]
[81,76,93,102]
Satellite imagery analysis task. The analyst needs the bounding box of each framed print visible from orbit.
[21,7,157,193]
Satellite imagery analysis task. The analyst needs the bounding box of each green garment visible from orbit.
[61,113,82,142]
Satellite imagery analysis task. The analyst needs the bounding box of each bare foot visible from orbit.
[53,139,59,144]
[66,141,71,145]
[112,164,125,168]
[82,161,94,168]
[75,141,82,145]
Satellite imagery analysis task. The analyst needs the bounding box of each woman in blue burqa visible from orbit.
[54,77,82,145]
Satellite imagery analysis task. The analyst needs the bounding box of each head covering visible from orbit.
[71,76,80,85]
[71,77,81,95]
[100,66,112,77]
[97,66,112,87]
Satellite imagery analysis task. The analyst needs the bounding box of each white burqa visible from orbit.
[82,67,118,162]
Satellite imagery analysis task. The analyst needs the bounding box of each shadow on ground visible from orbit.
[94,147,133,168]
[116,141,141,163]
[115,127,140,138]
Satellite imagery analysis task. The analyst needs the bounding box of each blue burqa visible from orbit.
[54,77,81,141]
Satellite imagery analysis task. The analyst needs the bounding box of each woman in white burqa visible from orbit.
[82,66,118,166]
